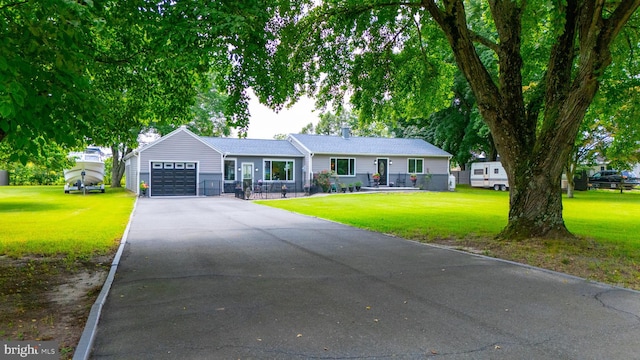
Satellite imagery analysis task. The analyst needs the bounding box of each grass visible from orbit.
[0,186,136,259]
[257,186,640,289]
[0,185,135,358]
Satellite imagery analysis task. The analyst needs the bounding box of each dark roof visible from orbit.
[289,134,451,157]
[202,137,304,157]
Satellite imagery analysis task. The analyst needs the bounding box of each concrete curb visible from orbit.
[73,197,138,360]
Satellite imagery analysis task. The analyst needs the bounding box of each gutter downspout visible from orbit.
[308,153,314,185]
[136,151,141,196]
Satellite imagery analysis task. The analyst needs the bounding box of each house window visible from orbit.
[264,160,294,181]
[330,158,355,176]
[224,160,236,181]
[408,158,424,173]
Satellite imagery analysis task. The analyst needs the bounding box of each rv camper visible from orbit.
[470,161,509,191]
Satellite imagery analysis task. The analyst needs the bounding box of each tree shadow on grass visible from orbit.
[0,201,65,213]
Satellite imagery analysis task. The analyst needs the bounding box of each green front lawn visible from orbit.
[258,186,640,289]
[0,186,136,258]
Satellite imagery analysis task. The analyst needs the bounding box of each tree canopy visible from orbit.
[1,0,99,162]
[241,0,640,239]
[3,0,639,240]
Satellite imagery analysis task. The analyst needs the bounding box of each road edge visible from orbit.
[73,197,138,360]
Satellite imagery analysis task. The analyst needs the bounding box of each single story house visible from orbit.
[124,126,452,197]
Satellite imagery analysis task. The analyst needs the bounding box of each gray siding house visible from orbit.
[202,137,305,194]
[288,130,451,190]
[124,126,452,196]
[124,127,222,197]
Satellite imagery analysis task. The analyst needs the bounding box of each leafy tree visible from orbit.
[2,1,272,169]
[0,0,99,162]
[315,110,388,137]
[0,141,71,185]
[300,122,315,134]
[188,80,231,137]
[250,0,640,239]
[392,72,496,169]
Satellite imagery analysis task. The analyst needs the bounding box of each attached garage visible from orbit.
[150,162,197,196]
[124,127,223,197]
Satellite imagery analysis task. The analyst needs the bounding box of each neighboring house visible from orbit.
[124,126,452,197]
[589,156,640,177]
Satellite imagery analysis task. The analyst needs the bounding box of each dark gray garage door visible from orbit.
[150,162,197,196]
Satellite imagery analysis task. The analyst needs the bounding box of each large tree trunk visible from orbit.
[110,144,128,188]
[500,160,569,239]
[425,0,639,239]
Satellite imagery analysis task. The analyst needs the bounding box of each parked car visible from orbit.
[589,170,639,190]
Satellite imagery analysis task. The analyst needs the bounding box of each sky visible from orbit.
[244,92,320,139]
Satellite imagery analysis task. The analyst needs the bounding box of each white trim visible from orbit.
[407,158,425,174]
[262,158,296,182]
[288,135,313,181]
[241,162,254,184]
[223,158,237,182]
[376,158,390,185]
[129,127,222,158]
[330,157,357,177]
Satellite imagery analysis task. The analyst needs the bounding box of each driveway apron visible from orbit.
[90,197,640,359]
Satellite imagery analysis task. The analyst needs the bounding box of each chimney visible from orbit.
[341,126,351,139]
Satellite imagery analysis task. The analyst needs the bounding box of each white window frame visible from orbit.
[263,159,295,181]
[330,157,356,177]
[408,158,424,174]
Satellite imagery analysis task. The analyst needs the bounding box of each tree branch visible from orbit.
[0,0,27,10]
[411,10,432,72]
[468,31,499,54]
[600,0,640,49]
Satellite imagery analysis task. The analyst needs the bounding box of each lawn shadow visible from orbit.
[0,201,65,213]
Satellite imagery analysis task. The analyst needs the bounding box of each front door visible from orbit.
[377,158,388,186]
[242,163,254,190]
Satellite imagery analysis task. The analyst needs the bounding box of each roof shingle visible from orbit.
[202,137,304,157]
[289,134,451,157]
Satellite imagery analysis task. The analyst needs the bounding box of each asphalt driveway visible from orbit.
[88,197,640,359]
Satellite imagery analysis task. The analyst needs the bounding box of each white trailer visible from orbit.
[470,161,509,191]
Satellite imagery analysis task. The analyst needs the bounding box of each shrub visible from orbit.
[314,170,334,192]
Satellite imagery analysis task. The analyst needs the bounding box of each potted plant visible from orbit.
[281,184,288,198]
[372,173,380,187]
[410,173,417,187]
[354,181,362,191]
[348,183,355,192]
[139,181,149,197]
[339,183,347,193]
